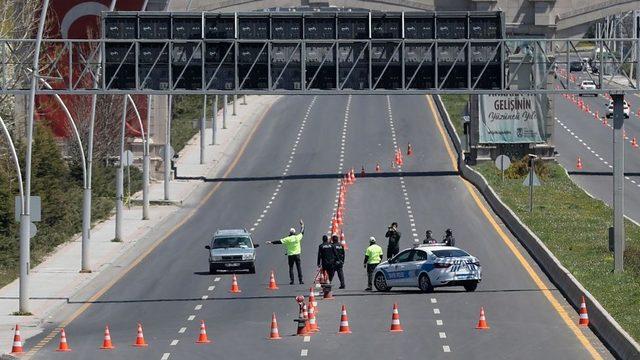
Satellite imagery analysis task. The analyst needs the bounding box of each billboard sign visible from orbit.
[478,94,545,144]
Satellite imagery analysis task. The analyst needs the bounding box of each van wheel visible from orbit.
[464,281,479,292]
[418,274,433,293]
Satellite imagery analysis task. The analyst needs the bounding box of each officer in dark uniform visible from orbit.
[385,222,401,259]
[317,235,337,281]
[331,234,346,289]
[423,230,437,244]
[443,228,456,247]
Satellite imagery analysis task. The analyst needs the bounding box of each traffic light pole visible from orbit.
[612,94,625,273]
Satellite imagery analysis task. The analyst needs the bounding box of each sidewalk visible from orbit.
[0,95,280,354]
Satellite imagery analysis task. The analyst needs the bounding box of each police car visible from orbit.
[373,245,481,292]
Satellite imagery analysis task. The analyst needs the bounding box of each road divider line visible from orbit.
[178,327,186,334]
[161,353,171,360]
[187,315,195,321]
[427,95,603,360]
[439,332,446,339]
[170,339,178,346]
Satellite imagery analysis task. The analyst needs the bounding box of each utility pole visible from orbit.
[223,94,228,129]
[233,94,237,116]
[200,95,207,164]
[211,94,218,145]
[164,95,172,200]
[143,97,151,220]
[115,97,127,242]
[612,93,625,273]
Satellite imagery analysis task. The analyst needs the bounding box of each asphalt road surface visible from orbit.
[555,73,640,222]
[27,95,612,359]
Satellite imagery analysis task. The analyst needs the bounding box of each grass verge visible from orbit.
[439,95,640,341]
[439,95,468,136]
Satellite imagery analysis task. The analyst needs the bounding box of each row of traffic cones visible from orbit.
[9,296,592,353]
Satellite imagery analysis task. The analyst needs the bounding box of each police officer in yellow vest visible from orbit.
[363,236,383,291]
[266,220,304,285]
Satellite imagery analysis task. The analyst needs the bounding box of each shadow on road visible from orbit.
[568,171,640,176]
[175,170,460,182]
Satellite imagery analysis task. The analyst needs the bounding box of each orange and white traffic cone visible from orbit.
[594,111,599,120]
[229,274,241,293]
[476,307,490,330]
[407,143,413,156]
[350,168,356,184]
[338,305,352,334]
[633,137,639,148]
[336,209,343,226]
[331,217,339,235]
[196,320,212,344]
[100,325,115,350]
[309,287,318,310]
[133,323,148,347]
[10,324,23,354]
[397,150,404,166]
[268,313,282,340]
[389,303,404,332]
[602,117,608,126]
[578,296,589,326]
[576,157,583,170]
[302,303,311,333]
[268,270,279,290]
[308,302,319,332]
[375,163,381,172]
[56,328,72,352]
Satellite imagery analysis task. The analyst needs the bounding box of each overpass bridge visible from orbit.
[166,0,639,38]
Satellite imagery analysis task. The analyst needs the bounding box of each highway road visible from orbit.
[26,95,612,359]
[554,72,640,221]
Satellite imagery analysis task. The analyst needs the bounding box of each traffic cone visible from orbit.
[389,303,404,332]
[397,150,404,165]
[576,157,583,170]
[350,168,356,184]
[10,324,23,354]
[336,209,343,225]
[602,117,608,126]
[132,323,148,347]
[331,216,339,235]
[268,313,282,340]
[268,270,279,290]
[633,137,639,148]
[308,302,319,332]
[338,305,352,334]
[100,325,115,350]
[309,288,317,309]
[578,296,589,326]
[56,328,72,352]
[375,163,381,172]
[302,303,311,333]
[594,111,599,120]
[407,143,413,156]
[340,230,349,250]
[476,307,490,329]
[229,274,241,293]
[196,320,212,344]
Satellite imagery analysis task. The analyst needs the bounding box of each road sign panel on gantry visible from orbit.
[102,10,505,93]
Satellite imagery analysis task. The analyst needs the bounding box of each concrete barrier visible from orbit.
[433,95,640,360]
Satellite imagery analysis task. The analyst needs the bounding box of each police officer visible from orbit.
[363,237,383,291]
[266,220,305,284]
[385,222,401,259]
[331,234,346,289]
[317,234,337,281]
[423,230,437,244]
[443,228,456,247]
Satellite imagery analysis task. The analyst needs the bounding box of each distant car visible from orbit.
[579,80,597,97]
[606,100,630,119]
[205,229,258,274]
[373,245,482,293]
[570,61,583,72]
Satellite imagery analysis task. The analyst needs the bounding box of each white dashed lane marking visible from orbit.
[194,304,202,311]
[301,349,309,357]
[436,319,443,326]
[187,315,195,321]
[439,332,447,339]
[170,340,179,346]
[214,277,220,282]
[161,353,171,360]
[443,345,451,353]
[178,327,186,334]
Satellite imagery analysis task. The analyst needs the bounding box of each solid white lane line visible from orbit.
[187,315,195,321]
[178,327,186,334]
[161,353,171,360]
[170,339,179,346]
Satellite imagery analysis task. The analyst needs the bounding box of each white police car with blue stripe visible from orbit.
[373,245,482,292]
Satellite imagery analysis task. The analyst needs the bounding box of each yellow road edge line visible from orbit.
[25,98,278,358]
[426,95,603,360]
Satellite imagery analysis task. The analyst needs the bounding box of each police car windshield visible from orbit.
[432,249,469,258]
[212,237,252,249]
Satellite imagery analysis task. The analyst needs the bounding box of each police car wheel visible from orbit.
[248,265,256,274]
[374,273,391,292]
[463,281,478,292]
[418,274,433,293]
[209,264,217,274]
